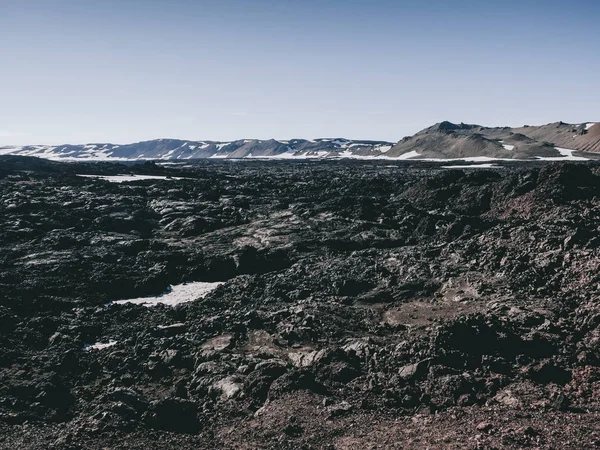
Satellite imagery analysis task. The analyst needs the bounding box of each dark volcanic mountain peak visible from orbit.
[426,121,478,133]
[386,120,600,159]
[508,133,536,143]
[433,121,460,132]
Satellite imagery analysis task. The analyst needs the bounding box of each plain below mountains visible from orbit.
[1,121,599,161]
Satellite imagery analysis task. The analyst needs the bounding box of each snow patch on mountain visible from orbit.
[535,148,589,161]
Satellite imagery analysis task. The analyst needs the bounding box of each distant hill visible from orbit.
[388,121,562,159]
[512,121,600,153]
[0,138,394,161]
[1,121,598,161]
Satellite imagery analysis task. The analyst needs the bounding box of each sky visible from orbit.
[1,0,599,145]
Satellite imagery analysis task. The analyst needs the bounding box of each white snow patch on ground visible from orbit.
[241,148,590,163]
[442,164,498,169]
[84,340,117,351]
[214,376,243,399]
[396,150,420,160]
[250,150,306,159]
[502,143,515,151]
[409,155,514,162]
[268,149,297,159]
[333,151,391,160]
[157,323,186,329]
[110,281,224,307]
[535,148,589,161]
[377,145,392,153]
[77,174,183,183]
[586,123,596,130]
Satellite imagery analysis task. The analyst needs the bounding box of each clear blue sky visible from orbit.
[1,0,599,145]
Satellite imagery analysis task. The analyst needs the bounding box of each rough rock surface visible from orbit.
[2,156,600,448]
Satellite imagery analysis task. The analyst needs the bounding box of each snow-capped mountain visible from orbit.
[0,138,394,161]
[1,121,598,162]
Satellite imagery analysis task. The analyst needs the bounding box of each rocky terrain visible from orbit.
[1,121,598,161]
[2,156,600,448]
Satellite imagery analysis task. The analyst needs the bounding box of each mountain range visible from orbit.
[1,121,598,161]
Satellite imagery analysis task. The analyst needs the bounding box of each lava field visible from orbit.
[2,157,600,449]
